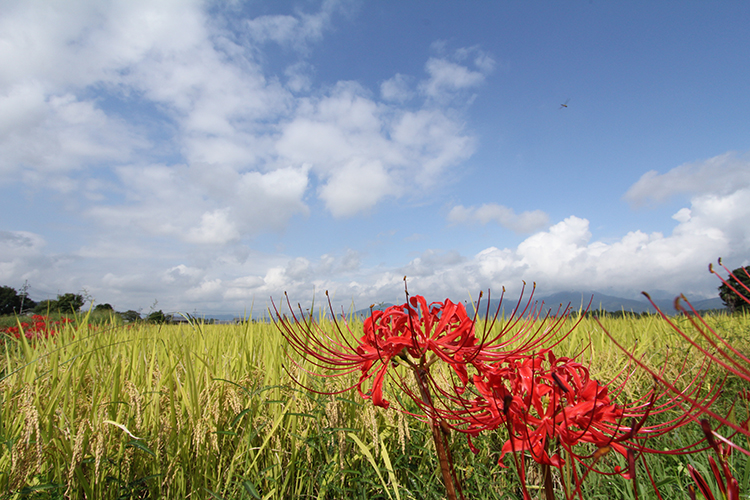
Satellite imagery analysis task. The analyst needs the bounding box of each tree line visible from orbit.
[0,286,173,323]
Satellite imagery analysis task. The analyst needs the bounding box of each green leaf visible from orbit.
[347,432,394,500]
[243,480,261,499]
[126,439,155,457]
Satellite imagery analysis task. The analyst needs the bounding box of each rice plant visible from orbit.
[0,302,747,499]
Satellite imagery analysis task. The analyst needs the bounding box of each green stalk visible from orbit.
[413,367,461,500]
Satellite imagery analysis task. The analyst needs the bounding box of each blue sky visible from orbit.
[1,0,749,315]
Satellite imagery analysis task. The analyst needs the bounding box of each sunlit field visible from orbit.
[1,310,749,499]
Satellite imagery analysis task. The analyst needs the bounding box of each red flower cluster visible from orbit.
[459,350,624,465]
[274,283,710,499]
[355,295,478,409]
[1,314,72,341]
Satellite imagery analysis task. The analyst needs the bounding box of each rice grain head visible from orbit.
[66,419,92,497]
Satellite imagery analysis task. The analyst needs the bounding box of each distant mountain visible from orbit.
[466,291,726,317]
[183,292,725,323]
[347,292,727,320]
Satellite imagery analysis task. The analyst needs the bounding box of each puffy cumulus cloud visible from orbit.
[0,0,207,179]
[420,58,486,99]
[277,78,478,216]
[115,22,290,169]
[243,0,344,53]
[87,163,309,243]
[369,184,748,304]
[186,209,240,245]
[2,0,488,229]
[624,152,750,207]
[419,45,494,101]
[0,1,291,191]
[454,189,747,298]
[284,62,314,93]
[0,230,50,284]
[447,203,549,233]
[111,249,361,312]
[164,264,205,286]
[0,87,147,181]
[5,180,746,313]
[318,160,390,217]
[380,74,414,103]
[399,250,466,278]
[0,230,109,303]
[187,250,367,311]
[318,249,360,274]
[0,1,111,88]
[185,278,223,301]
[340,249,361,272]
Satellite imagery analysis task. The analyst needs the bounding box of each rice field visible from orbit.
[1,309,749,499]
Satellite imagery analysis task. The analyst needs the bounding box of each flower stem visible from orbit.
[413,367,460,500]
[542,461,555,500]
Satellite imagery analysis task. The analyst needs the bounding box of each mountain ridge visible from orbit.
[192,291,726,322]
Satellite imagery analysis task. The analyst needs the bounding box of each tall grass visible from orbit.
[0,311,748,499]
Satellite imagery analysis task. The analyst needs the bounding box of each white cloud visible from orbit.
[418,45,494,101]
[624,152,750,207]
[0,87,146,181]
[447,203,549,233]
[390,108,476,180]
[164,264,204,285]
[185,278,223,301]
[87,163,310,242]
[285,62,314,92]
[1,0,487,227]
[428,188,748,300]
[380,74,413,102]
[186,209,240,245]
[9,2,744,316]
[0,230,49,283]
[277,80,478,216]
[420,58,486,99]
[340,249,361,272]
[243,0,343,53]
[5,178,746,313]
[400,250,466,278]
[319,160,390,217]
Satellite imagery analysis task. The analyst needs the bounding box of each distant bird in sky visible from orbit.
[560,98,570,109]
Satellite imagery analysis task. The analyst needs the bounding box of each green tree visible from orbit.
[34,299,58,314]
[57,293,85,313]
[719,265,750,313]
[0,286,23,315]
[120,310,141,323]
[146,310,171,324]
[94,303,114,312]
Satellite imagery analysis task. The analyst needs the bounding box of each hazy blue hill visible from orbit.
[466,291,726,317]
[189,293,725,323]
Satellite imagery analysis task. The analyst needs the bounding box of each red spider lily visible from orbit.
[430,341,710,499]
[273,287,487,500]
[272,290,478,409]
[687,420,739,500]
[1,315,72,342]
[594,259,750,499]
[273,282,586,500]
[600,260,750,456]
[275,278,728,499]
[273,281,581,412]
[462,350,627,465]
[356,294,479,408]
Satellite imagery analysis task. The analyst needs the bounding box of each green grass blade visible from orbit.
[348,432,394,500]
